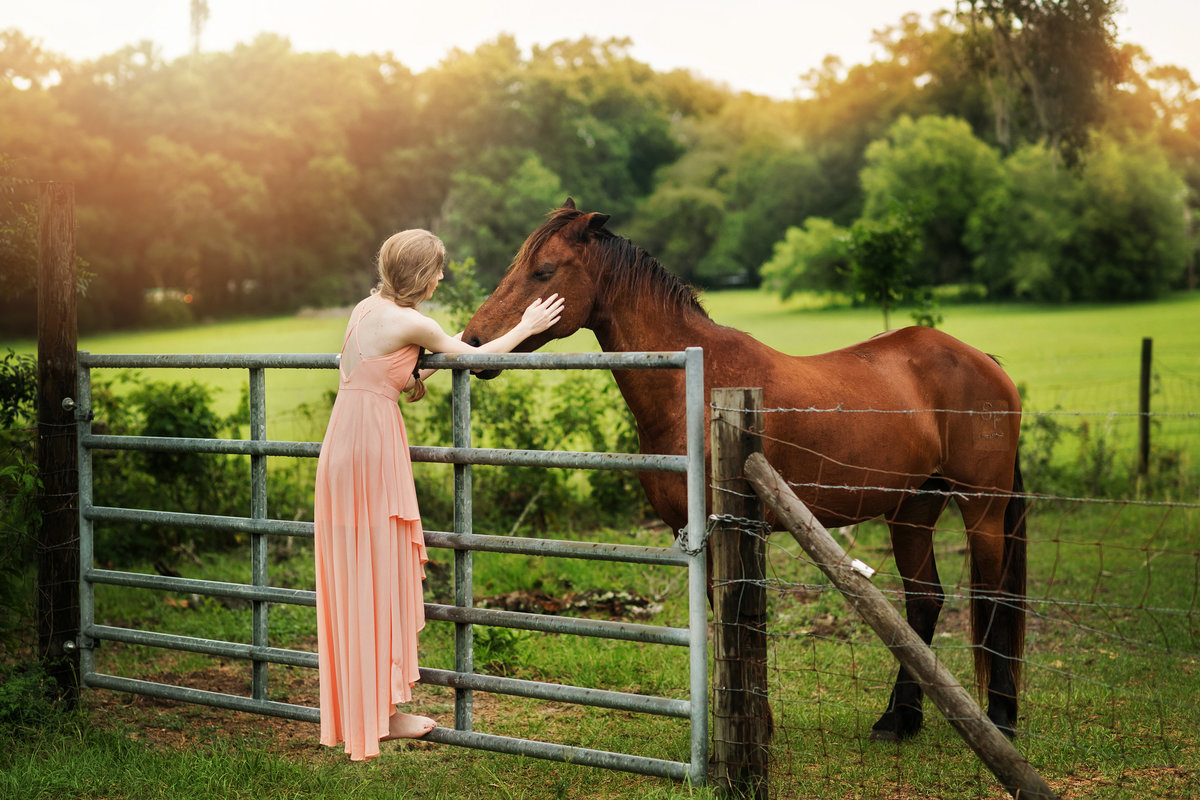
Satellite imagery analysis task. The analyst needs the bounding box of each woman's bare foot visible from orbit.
[381,712,436,741]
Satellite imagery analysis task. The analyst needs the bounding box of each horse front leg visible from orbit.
[871,497,946,742]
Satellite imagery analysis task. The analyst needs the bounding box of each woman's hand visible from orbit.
[520,294,565,335]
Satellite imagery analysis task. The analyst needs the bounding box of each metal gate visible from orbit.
[75,348,708,784]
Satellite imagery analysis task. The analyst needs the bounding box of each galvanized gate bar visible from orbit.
[684,346,708,784]
[86,567,315,605]
[85,505,314,537]
[85,565,688,646]
[416,668,691,718]
[77,351,687,371]
[425,604,690,646]
[76,355,96,685]
[84,505,686,568]
[82,434,686,473]
[85,672,319,723]
[87,624,318,669]
[452,368,474,732]
[249,366,269,702]
[75,348,709,785]
[422,727,690,782]
[82,434,322,458]
[80,353,340,369]
[422,530,689,566]
[83,624,690,719]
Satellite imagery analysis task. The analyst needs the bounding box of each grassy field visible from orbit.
[8,289,1199,422]
[4,290,1199,799]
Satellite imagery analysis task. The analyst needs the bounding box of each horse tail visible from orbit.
[970,449,1028,696]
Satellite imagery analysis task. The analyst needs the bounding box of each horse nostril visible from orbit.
[467,336,482,347]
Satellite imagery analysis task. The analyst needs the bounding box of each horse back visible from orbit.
[738,326,1021,525]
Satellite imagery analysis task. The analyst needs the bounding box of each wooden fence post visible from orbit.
[1138,337,1152,476]
[36,181,80,704]
[743,452,1058,800]
[711,387,769,799]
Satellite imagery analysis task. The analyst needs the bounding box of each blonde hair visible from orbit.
[373,229,445,402]
[374,229,446,308]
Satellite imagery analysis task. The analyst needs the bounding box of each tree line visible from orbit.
[1,3,1196,337]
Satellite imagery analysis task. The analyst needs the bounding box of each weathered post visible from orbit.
[36,181,80,704]
[1138,337,1152,476]
[710,387,769,799]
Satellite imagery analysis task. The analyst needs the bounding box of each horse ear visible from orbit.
[587,213,610,231]
[563,197,577,210]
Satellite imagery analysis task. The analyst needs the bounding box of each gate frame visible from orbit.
[74,348,708,784]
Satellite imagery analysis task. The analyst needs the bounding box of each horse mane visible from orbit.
[511,207,709,318]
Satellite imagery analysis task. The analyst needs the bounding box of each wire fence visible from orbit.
[710,392,1199,800]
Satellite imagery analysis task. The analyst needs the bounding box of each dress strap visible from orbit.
[339,295,382,380]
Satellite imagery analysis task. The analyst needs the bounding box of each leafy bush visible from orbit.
[89,374,256,565]
[0,661,59,733]
[1017,384,1195,500]
[0,350,39,650]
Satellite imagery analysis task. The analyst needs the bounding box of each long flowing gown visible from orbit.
[314,294,428,761]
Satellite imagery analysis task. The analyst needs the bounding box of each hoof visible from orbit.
[870,710,923,742]
[987,701,1018,739]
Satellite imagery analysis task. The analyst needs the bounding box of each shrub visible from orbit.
[0,350,38,651]
[0,661,60,733]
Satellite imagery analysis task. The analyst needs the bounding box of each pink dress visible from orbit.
[314,294,428,761]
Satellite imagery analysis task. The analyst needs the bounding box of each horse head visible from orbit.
[463,197,610,378]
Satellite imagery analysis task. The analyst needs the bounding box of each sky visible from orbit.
[7,1,1199,100]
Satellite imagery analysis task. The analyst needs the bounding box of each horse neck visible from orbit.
[586,283,718,440]
[586,281,715,355]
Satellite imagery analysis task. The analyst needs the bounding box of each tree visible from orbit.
[847,212,923,330]
[189,1,210,59]
[625,185,725,285]
[860,115,1004,286]
[966,134,1190,301]
[963,0,1125,161]
[439,149,565,286]
[759,218,851,298]
[0,156,36,333]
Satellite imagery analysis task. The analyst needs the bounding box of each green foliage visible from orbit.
[88,374,256,564]
[963,0,1125,160]
[0,156,38,337]
[0,661,59,732]
[626,184,726,285]
[630,109,827,287]
[759,217,851,298]
[439,149,566,285]
[967,134,1191,301]
[860,115,1005,287]
[3,11,1197,327]
[0,348,36,429]
[846,211,923,331]
[0,349,38,649]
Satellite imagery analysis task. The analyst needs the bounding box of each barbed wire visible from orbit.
[710,403,1200,419]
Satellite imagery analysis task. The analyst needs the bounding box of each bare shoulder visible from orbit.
[358,302,437,356]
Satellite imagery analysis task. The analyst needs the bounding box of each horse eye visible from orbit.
[532,265,556,281]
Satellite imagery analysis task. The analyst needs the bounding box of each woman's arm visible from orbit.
[409,294,565,363]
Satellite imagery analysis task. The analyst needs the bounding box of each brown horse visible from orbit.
[462,199,1028,741]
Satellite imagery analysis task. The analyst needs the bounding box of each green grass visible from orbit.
[18,505,1200,798]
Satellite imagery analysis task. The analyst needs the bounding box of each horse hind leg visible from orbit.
[961,462,1027,738]
[870,480,949,742]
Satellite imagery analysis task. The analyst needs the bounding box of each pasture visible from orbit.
[4,291,1199,799]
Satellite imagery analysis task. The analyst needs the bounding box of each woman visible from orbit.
[314,229,563,760]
